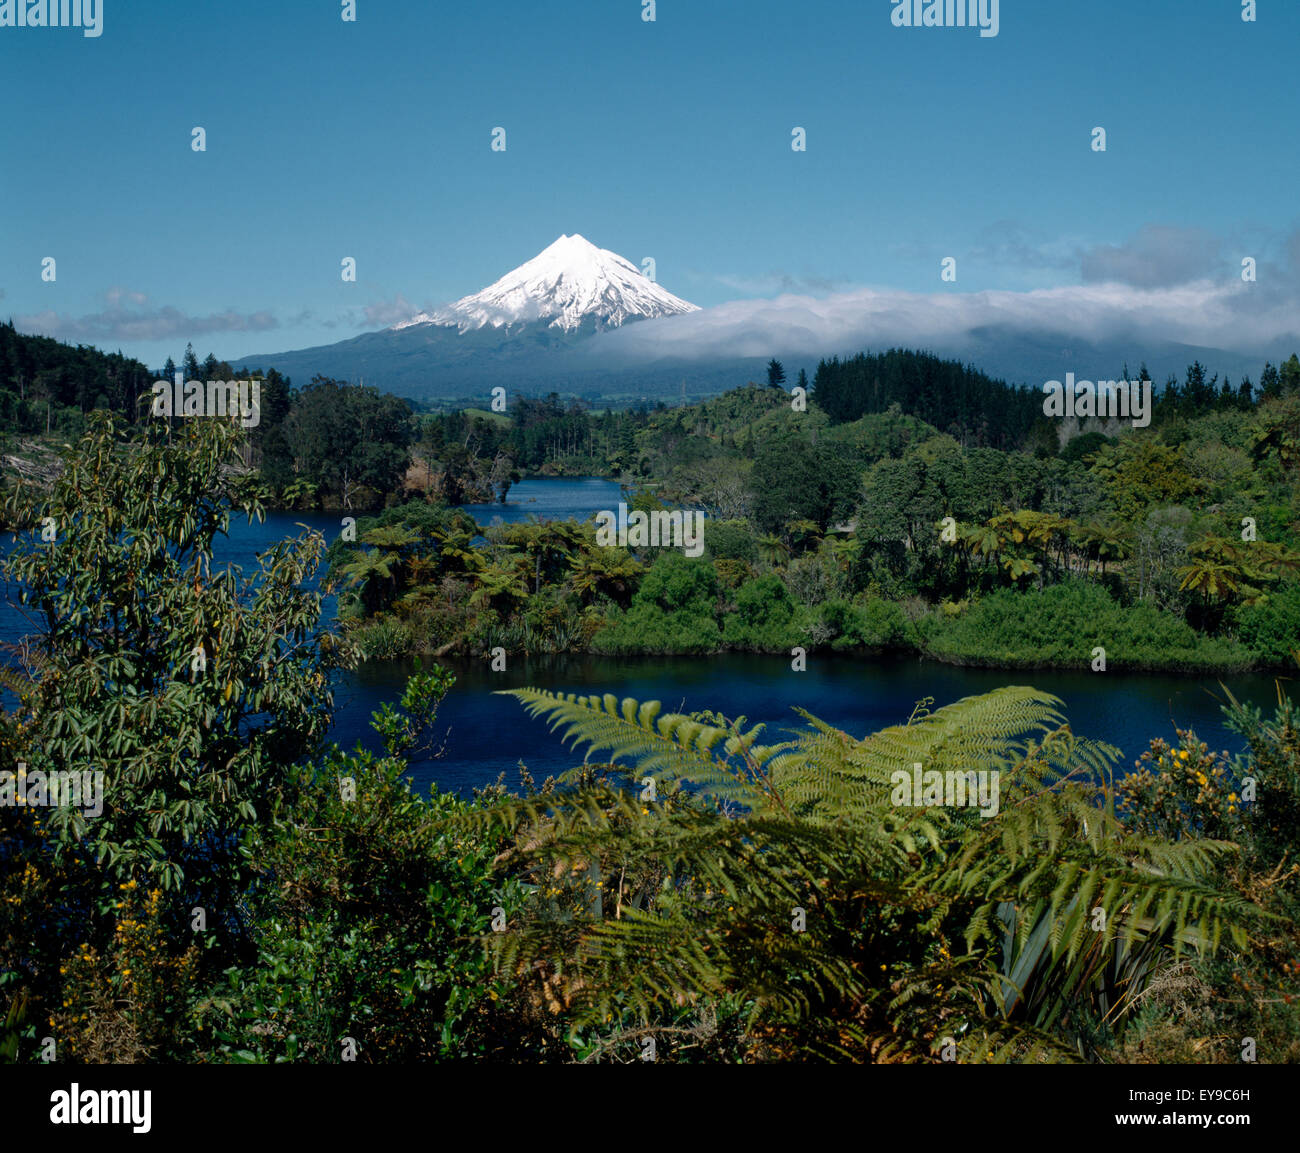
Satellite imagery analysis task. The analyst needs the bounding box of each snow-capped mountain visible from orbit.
[393,233,700,333]
[234,231,1261,405]
[234,233,747,399]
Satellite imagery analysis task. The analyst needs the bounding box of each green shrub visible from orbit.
[924,582,1255,671]
[705,518,757,562]
[591,602,720,655]
[590,553,721,654]
[722,573,800,651]
[196,670,527,1062]
[816,597,915,651]
[1236,584,1300,667]
[354,617,415,659]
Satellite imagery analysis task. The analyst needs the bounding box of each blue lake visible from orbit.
[453,476,627,527]
[1,477,1289,796]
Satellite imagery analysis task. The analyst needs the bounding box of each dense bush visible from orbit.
[704,518,758,562]
[1236,584,1300,667]
[721,573,801,651]
[1110,698,1300,1063]
[195,670,527,1063]
[923,582,1256,671]
[590,553,721,654]
[815,597,915,652]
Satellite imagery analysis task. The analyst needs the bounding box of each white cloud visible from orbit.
[590,279,1300,364]
[360,293,424,328]
[17,288,278,343]
[1079,225,1223,288]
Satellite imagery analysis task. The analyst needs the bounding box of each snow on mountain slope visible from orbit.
[393,233,700,333]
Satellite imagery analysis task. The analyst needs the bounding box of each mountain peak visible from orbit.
[393,235,699,333]
[542,232,596,251]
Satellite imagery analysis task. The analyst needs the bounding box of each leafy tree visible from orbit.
[341,546,399,614]
[503,519,584,594]
[756,533,791,569]
[1,412,356,900]
[281,376,414,507]
[468,558,530,614]
[704,519,758,563]
[1281,354,1300,397]
[340,524,422,615]
[1059,431,1113,465]
[751,433,857,534]
[1088,439,1201,522]
[590,553,720,654]
[813,349,1040,449]
[1237,586,1300,666]
[568,545,642,608]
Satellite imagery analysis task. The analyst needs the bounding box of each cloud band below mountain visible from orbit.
[589,279,1300,367]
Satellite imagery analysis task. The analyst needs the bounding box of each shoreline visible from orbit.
[355,633,1285,678]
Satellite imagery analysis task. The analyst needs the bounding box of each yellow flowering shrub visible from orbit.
[48,881,199,1063]
[1116,729,1244,841]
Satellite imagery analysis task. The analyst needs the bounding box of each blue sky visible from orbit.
[1,0,1297,370]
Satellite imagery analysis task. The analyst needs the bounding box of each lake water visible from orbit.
[1,477,1288,796]
[453,476,629,527]
[347,651,1284,798]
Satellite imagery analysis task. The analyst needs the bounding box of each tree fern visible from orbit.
[448,684,1270,1061]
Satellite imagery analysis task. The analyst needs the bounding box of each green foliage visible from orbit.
[461,684,1262,1061]
[196,670,526,1062]
[821,403,938,464]
[591,553,721,655]
[721,574,800,651]
[0,321,156,436]
[351,616,416,659]
[1221,686,1300,883]
[750,432,857,534]
[815,597,913,651]
[704,518,757,562]
[924,583,1255,672]
[1236,585,1300,666]
[813,349,1040,449]
[1117,730,1246,843]
[1,412,355,899]
[1059,430,1115,465]
[1107,688,1300,1063]
[282,376,414,507]
[1088,438,1202,522]
[6,372,1297,1067]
